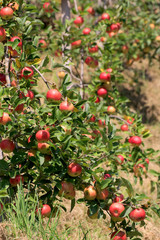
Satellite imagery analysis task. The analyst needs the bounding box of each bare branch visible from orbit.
[31,65,50,89]
[73,0,79,13]
[4,46,11,87]
[109,115,130,125]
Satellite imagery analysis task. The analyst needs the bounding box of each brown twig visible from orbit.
[4,46,11,87]
[31,65,50,89]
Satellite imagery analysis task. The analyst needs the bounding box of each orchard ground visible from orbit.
[0,59,159,239]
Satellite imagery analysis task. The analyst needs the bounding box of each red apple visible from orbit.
[88,45,98,53]
[121,124,128,131]
[113,194,124,203]
[97,88,107,97]
[98,119,105,128]
[58,181,75,200]
[83,28,91,35]
[0,7,13,20]
[145,158,149,164]
[26,90,34,100]
[110,23,119,32]
[0,139,15,153]
[36,130,50,142]
[37,142,51,154]
[84,186,97,200]
[59,101,74,111]
[38,39,48,49]
[10,175,24,186]
[89,115,96,122]
[87,7,95,16]
[122,45,128,54]
[0,203,3,214]
[43,2,53,13]
[95,97,100,103]
[15,104,24,113]
[71,40,81,48]
[104,173,111,179]
[85,56,98,68]
[127,118,134,124]
[107,106,116,114]
[109,202,125,221]
[129,208,146,222]
[11,80,17,87]
[100,37,106,42]
[54,49,62,57]
[20,67,34,79]
[96,187,109,200]
[130,136,142,146]
[74,16,84,26]
[67,162,82,177]
[116,155,124,165]
[0,73,6,84]
[99,72,111,82]
[0,112,11,125]
[111,231,127,240]
[106,68,113,73]
[46,89,62,101]
[101,13,110,20]
[0,27,6,42]
[8,2,19,11]
[37,204,51,218]
[28,149,36,157]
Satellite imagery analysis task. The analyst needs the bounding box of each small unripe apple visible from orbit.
[101,13,110,20]
[97,88,107,97]
[67,162,82,177]
[107,106,116,114]
[0,139,15,153]
[83,28,91,35]
[0,7,13,20]
[58,71,65,79]
[36,130,50,143]
[120,124,128,131]
[99,72,111,82]
[0,112,11,125]
[58,181,75,200]
[74,16,84,26]
[111,231,127,240]
[46,89,62,101]
[43,2,53,13]
[59,101,74,112]
[0,27,6,42]
[84,186,97,200]
[129,208,146,222]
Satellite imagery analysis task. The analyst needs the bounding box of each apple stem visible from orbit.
[4,46,11,87]
[31,65,50,89]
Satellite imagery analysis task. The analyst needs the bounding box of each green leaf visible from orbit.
[0,43,4,59]
[100,179,112,189]
[121,177,134,197]
[120,206,132,217]
[70,198,75,212]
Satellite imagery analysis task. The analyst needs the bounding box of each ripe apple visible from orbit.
[87,7,95,16]
[38,39,48,49]
[58,71,65,79]
[116,155,124,165]
[95,97,100,103]
[96,187,109,200]
[85,56,98,68]
[0,7,13,20]
[110,23,120,32]
[11,80,17,87]
[130,136,142,146]
[109,202,125,221]
[101,13,110,20]
[10,175,24,186]
[129,208,146,222]
[36,204,51,218]
[121,124,128,131]
[100,37,106,42]
[74,16,84,26]
[84,186,97,200]
[83,28,91,35]
[98,119,105,128]
[71,40,81,48]
[97,88,107,97]
[88,45,98,53]
[9,36,22,57]
[0,203,3,214]
[0,112,11,125]
[46,89,62,101]
[67,162,82,177]
[145,158,149,164]
[155,36,160,42]
[107,106,116,114]
[43,2,53,13]
[58,181,75,200]
[113,194,124,203]
[127,117,134,124]
[37,142,51,154]
[0,27,6,42]
[59,101,74,112]
[20,67,34,79]
[106,68,113,73]
[87,208,99,219]
[15,104,24,113]
[99,72,111,82]
[149,23,155,29]
[104,173,111,179]
[89,115,96,122]
[111,231,127,240]
[26,90,34,100]
[122,45,128,54]
[0,73,6,84]
[0,139,15,153]
[36,130,50,143]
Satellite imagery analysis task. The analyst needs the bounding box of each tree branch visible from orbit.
[4,46,11,87]
[31,65,50,89]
